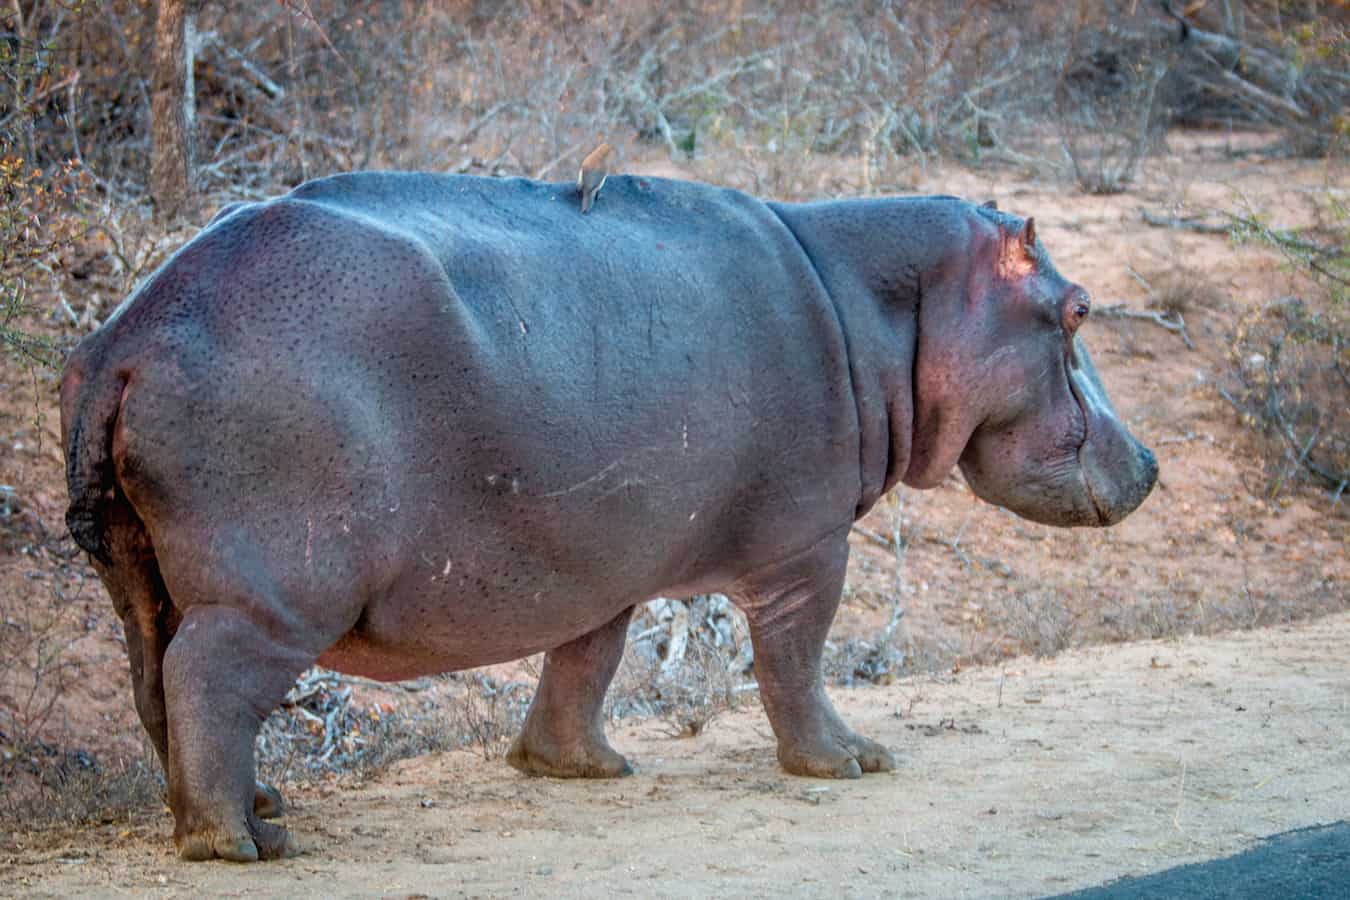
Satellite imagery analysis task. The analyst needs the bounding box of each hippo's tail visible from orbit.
[60,348,127,565]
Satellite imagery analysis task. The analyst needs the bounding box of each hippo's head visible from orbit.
[903,206,1157,526]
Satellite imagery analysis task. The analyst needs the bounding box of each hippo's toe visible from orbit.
[174,818,300,863]
[253,781,286,819]
[777,729,896,779]
[176,828,259,863]
[253,820,302,860]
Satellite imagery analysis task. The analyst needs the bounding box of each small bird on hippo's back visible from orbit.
[578,141,615,214]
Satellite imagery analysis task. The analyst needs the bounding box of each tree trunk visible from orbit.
[150,0,201,223]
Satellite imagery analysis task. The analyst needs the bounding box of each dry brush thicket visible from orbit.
[1,0,1347,814]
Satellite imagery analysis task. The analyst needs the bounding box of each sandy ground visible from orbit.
[5,612,1347,899]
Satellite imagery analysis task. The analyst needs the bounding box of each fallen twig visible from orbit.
[850,522,978,569]
[1097,302,1195,350]
[1139,207,1229,235]
[850,523,895,552]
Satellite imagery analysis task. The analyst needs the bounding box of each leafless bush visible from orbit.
[444,672,532,761]
[1,744,162,832]
[996,592,1081,657]
[8,1,1056,208]
[1160,1,1350,156]
[0,570,159,832]
[613,596,752,737]
[1054,6,1175,194]
[1213,195,1348,502]
[1220,296,1349,500]
[254,667,531,786]
[0,579,85,760]
[1139,262,1228,318]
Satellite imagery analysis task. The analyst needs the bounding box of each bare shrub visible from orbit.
[1141,263,1228,318]
[0,744,162,836]
[997,592,1081,658]
[443,672,532,761]
[0,579,87,760]
[0,744,162,832]
[254,668,531,786]
[1160,1,1350,156]
[6,1,1055,208]
[1053,5,1175,194]
[1221,296,1348,499]
[614,596,752,737]
[1216,198,1348,501]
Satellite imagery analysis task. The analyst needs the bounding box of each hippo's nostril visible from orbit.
[1139,445,1159,488]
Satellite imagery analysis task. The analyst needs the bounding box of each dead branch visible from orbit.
[532,140,584,181]
[850,523,895,552]
[1139,207,1229,235]
[1097,302,1195,349]
[457,100,516,147]
[198,33,286,100]
[1151,4,1346,149]
[850,522,972,567]
[280,0,354,76]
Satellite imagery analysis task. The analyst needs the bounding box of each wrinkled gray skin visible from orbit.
[60,173,1156,862]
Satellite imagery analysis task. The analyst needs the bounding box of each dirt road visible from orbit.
[6,612,1347,898]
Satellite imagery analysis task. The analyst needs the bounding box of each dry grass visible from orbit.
[0,744,162,841]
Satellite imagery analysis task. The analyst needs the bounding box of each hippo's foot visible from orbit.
[506,729,633,779]
[777,726,896,780]
[508,607,636,779]
[175,817,300,863]
[253,781,285,819]
[736,532,898,780]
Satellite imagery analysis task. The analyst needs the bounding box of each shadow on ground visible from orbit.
[1054,822,1350,900]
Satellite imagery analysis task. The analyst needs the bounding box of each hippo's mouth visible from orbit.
[1066,365,1110,526]
[1064,341,1158,527]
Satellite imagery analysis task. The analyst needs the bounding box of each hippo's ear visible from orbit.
[1021,217,1037,253]
[996,216,1039,279]
[982,200,998,210]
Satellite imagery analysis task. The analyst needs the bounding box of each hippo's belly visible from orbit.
[308,453,742,680]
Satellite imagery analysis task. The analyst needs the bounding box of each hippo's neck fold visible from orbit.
[769,196,966,517]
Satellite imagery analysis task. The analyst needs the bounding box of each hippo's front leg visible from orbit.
[507,606,635,778]
[733,531,896,778]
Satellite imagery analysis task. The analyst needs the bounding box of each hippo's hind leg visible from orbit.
[95,499,286,823]
[155,533,342,862]
[95,498,175,778]
[732,531,896,779]
[161,596,319,862]
[508,606,635,778]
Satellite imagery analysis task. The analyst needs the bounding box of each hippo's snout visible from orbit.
[1084,438,1158,526]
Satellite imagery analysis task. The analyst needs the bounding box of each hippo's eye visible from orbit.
[1064,295,1090,332]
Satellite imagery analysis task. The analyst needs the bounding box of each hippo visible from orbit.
[60,172,1156,862]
